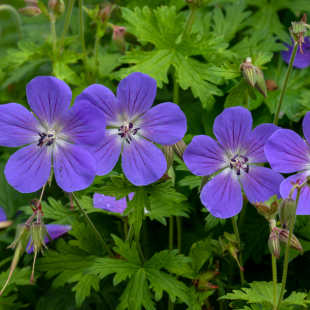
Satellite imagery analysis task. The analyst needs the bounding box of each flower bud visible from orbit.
[7,223,31,255]
[99,4,112,23]
[48,0,65,18]
[25,0,38,5]
[254,67,267,98]
[268,231,280,260]
[228,243,244,271]
[279,198,296,228]
[29,222,48,253]
[199,175,212,193]
[161,145,174,171]
[278,229,303,252]
[290,13,308,54]
[113,26,126,54]
[173,140,187,161]
[198,270,220,282]
[253,202,270,216]
[197,281,219,290]
[19,6,41,17]
[240,57,256,87]
[270,200,279,215]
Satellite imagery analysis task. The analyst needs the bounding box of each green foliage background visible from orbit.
[0,0,310,309]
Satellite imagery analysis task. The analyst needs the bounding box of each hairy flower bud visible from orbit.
[279,197,296,228]
[228,243,244,271]
[19,6,41,17]
[240,57,256,87]
[198,270,220,282]
[290,13,308,54]
[197,281,219,290]
[253,202,270,216]
[268,231,280,260]
[173,140,187,161]
[113,26,126,54]
[48,0,65,18]
[29,222,48,253]
[278,229,303,252]
[269,200,279,215]
[161,145,174,170]
[254,67,267,98]
[7,223,31,255]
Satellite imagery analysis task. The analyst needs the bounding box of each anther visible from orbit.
[47,134,54,138]
[129,123,133,129]
[237,169,241,175]
[230,163,233,169]
[126,138,130,144]
[240,155,248,162]
[245,165,249,173]
[39,133,43,138]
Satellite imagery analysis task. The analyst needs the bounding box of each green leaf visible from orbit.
[208,61,241,80]
[116,6,226,109]
[21,197,77,225]
[189,234,213,277]
[36,238,97,289]
[178,175,202,190]
[225,78,257,108]
[98,53,122,78]
[251,51,273,69]
[205,213,226,231]
[146,199,190,226]
[69,273,100,308]
[187,286,215,310]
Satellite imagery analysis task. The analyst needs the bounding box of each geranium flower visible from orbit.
[75,72,187,186]
[282,37,310,69]
[0,76,106,193]
[93,193,134,214]
[27,224,71,253]
[183,107,284,219]
[0,207,12,229]
[265,112,310,215]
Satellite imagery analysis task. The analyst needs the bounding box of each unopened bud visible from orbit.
[113,26,126,54]
[279,229,303,252]
[161,145,174,170]
[197,281,219,290]
[29,222,48,253]
[25,0,38,6]
[254,67,267,98]
[198,270,220,282]
[228,243,244,271]
[173,140,187,161]
[279,198,296,228]
[99,4,112,23]
[240,58,256,87]
[253,202,270,216]
[7,223,31,255]
[290,13,308,54]
[268,232,280,260]
[48,0,65,18]
[19,6,41,17]
[270,200,279,215]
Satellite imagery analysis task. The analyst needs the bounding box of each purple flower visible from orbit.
[0,76,106,193]
[93,193,134,214]
[0,207,6,222]
[265,112,310,215]
[183,107,284,219]
[282,37,310,69]
[27,224,71,253]
[75,72,187,186]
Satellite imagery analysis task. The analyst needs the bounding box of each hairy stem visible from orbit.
[173,72,179,105]
[169,216,174,251]
[245,93,249,110]
[184,7,197,35]
[275,189,300,310]
[0,5,23,40]
[272,254,277,309]
[273,42,298,125]
[93,32,100,70]
[58,0,75,54]
[72,192,115,258]
[79,0,87,65]
[134,231,145,264]
[51,20,57,51]
[231,215,245,285]
[176,216,182,254]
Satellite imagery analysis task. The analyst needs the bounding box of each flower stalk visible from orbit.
[72,192,115,258]
[273,42,298,125]
[0,5,23,40]
[79,0,87,65]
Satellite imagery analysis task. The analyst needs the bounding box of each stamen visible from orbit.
[240,155,248,162]
[129,123,133,129]
[47,134,54,138]
[38,133,43,138]
[245,165,249,173]
[126,138,130,144]
[237,169,241,175]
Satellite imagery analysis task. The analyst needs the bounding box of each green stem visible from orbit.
[273,42,298,125]
[72,193,115,258]
[124,221,128,240]
[176,216,182,254]
[127,224,134,242]
[184,7,197,35]
[0,5,23,40]
[93,32,101,70]
[173,73,179,105]
[231,215,245,285]
[134,231,145,264]
[245,93,249,110]
[169,216,174,251]
[79,0,87,65]
[272,254,277,309]
[238,201,247,236]
[58,0,75,53]
[275,189,301,310]
[51,20,57,51]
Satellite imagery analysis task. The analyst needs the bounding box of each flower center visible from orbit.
[37,132,55,147]
[118,122,140,144]
[230,155,249,175]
